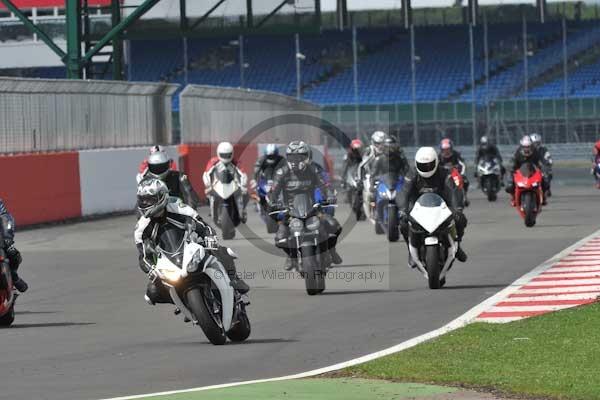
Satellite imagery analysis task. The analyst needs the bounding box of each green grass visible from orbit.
[347,302,600,400]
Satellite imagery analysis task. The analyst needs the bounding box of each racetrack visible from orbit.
[1,167,598,400]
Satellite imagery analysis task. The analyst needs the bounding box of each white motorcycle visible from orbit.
[205,165,246,240]
[477,157,502,202]
[408,193,458,289]
[149,223,250,345]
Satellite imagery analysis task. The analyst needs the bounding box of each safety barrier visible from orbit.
[0,77,178,154]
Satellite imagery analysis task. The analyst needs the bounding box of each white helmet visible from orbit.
[415,147,439,178]
[529,133,542,146]
[137,178,169,218]
[217,142,234,164]
[147,150,171,180]
[520,135,533,157]
[371,131,387,155]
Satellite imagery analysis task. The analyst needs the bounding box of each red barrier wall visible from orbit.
[0,152,82,226]
[179,144,258,200]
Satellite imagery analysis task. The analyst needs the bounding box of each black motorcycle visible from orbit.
[271,193,333,296]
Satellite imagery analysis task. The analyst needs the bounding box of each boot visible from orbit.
[13,277,28,293]
[408,253,417,269]
[329,248,343,265]
[231,278,250,294]
[456,244,468,263]
[284,257,297,271]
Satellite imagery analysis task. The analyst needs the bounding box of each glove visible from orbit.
[326,196,337,205]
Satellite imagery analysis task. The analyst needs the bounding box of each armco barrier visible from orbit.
[78,146,179,216]
[0,152,81,225]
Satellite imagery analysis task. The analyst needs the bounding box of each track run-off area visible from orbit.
[0,167,597,400]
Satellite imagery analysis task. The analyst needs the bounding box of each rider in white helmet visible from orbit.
[398,147,468,268]
[506,135,549,205]
[358,131,387,181]
[203,142,249,224]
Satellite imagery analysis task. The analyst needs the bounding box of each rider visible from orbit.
[592,140,600,188]
[398,147,468,268]
[268,141,342,271]
[506,135,549,205]
[438,138,470,206]
[0,200,27,293]
[358,131,387,182]
[369,136,410,197]
[530,133,553,197]
[341,139,364,189]
[138,145,177,178]
[474,136,505,182]
[252,144,285,188]
[137,146,201,211]
[203,142,249,223]
[134,179,249,305]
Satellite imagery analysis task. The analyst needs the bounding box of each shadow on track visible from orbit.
[7,322,95,329]
[172,338,298,346]
[442,284,509,290]
[15,310,59,315]
[321,289,387,296]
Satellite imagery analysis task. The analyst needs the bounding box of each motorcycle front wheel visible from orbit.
[387,205,399,242]
[426,245,442,289]
[301,245,325,295]
[522,192,537,227]
[485,178,497,202]
[220,206,236,240]
[185,288,227,345]
[0,304,15,327]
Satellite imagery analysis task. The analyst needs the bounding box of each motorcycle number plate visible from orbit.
[425,237,439,245]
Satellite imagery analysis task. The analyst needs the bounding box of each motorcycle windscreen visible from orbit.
[519,163,536,178]
[157,225,185,266]
[290,193,312,218]
[410,193,452,234]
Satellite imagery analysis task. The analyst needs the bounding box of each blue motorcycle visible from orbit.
[374,173,404,242]
[257,177,279,233]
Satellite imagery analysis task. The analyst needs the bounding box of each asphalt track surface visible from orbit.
[1,167,598,400]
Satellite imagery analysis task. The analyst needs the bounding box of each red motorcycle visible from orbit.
[513,163,543,227]
[0,249,16,327]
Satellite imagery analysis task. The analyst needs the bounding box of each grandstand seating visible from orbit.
[3,22,600,106]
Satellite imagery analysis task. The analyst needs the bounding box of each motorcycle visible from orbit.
[256,177,278,234]
[477,157,501,202]
[149,222,250,345]
[374,174,404,242]
[270,193,334,296]
[513,163,543,227]
[207,166,245,240]
[408,193,458,290]
[0,248,17,327]
[344,166,365,221]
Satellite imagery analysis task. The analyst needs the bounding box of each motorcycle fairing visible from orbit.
[410,193,452,234]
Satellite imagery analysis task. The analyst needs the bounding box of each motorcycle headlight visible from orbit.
[380,189,392,200]
[290,218,304,233]
[159,267,182,283]
[532,182,539,187]
[306,216,320,231]
[517,182,526,188]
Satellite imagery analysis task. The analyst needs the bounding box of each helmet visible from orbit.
[264,144,279,164]
[383,136,400,155]
[350,139,363,150]
[530,133,542,147]
[371,131,387,154]
[595,140,600,151]
[217,142,234,164]
[440,138,453,157]
[520,135,533,157]
[147,150,171,180]
[149,145,164,154]
[286,140,310,171]
[137,178,169,218]
[415,147,439,178]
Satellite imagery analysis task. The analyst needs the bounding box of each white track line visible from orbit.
[97,228,600,400]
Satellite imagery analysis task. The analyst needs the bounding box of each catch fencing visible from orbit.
[0,77,178,154]
[180,85,322,145]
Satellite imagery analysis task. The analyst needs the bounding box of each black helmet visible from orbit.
[286,141,310,171]
[383,136,400,155]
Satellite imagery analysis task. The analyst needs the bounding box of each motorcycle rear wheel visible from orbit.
[522,192,537,227]
[426,245,442,290]
[0,305,15,327]
[186,288,227,345]
[302,246,325,295]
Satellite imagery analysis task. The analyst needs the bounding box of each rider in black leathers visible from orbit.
[506,135,549,205]
[474,136,506,181]
[341,139,364,190]
[134,179,248,305]
[138,149,202,212]
[0,200,27,292]
[530,133,553,198]
[252,144,286,184]
[370,137,410,183]
[269,141,342,271]
[398,147,468,267]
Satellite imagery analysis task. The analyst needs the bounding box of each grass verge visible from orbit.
[345,301,600,400]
